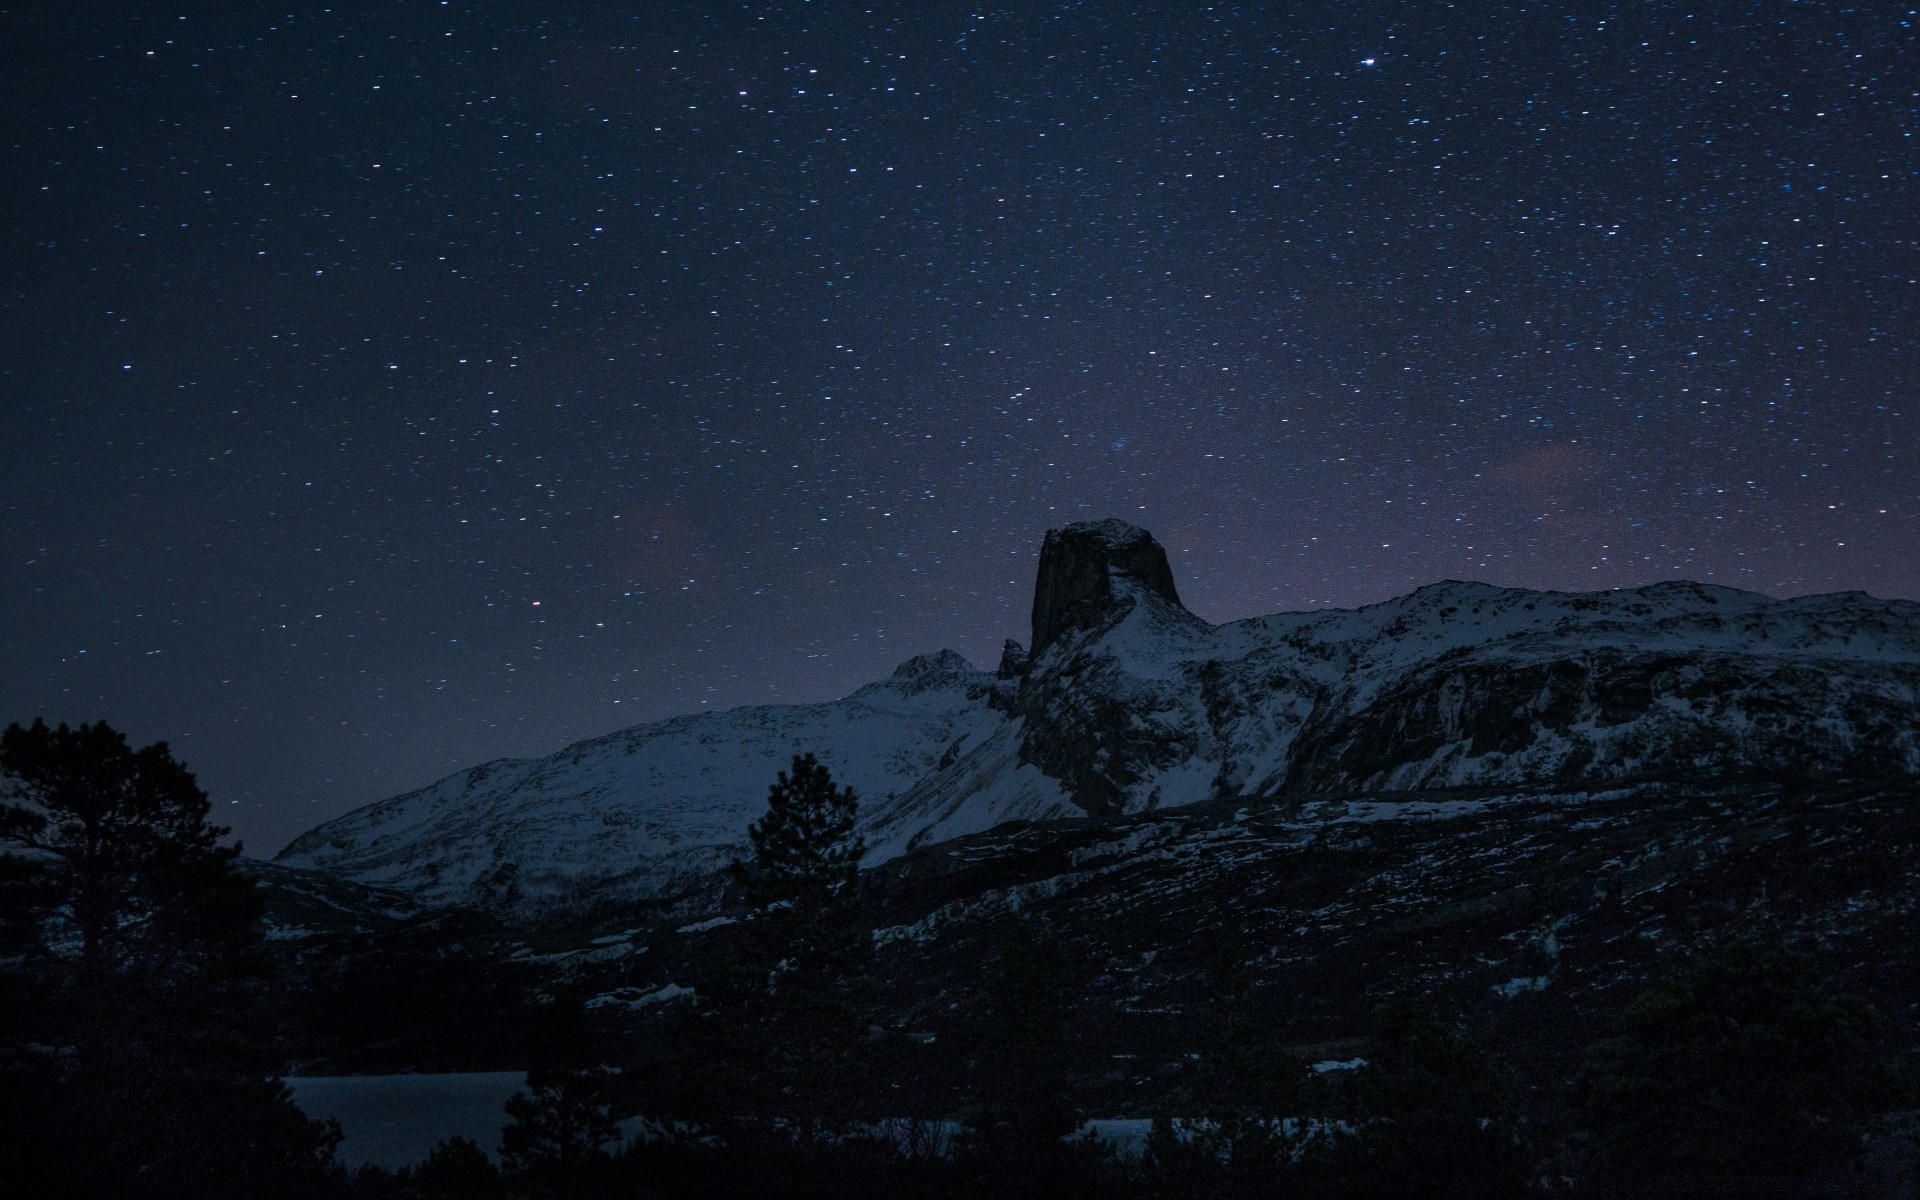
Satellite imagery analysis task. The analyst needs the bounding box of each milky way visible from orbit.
[4,2,1915,849]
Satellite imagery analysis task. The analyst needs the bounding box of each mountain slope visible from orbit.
[276,650,1068,908]
[277,521,1920,909]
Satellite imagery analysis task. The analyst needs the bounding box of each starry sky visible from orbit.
[4,1,1916,852]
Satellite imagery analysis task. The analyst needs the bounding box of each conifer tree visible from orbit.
[409,1137,503,1198]
[1322,999,1531,1200]
[0,718,341,1199]
[662,753,873,1142]
[1574,937,1890,1195]
[735,753,864,918]
[500,990,626,1197]
[0,718,256,973]
[501,1070,623,1193]
[957,917,1094,1192]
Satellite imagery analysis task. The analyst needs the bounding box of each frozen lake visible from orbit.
[286,1071,1162,1172]
[285,1071,527,1170]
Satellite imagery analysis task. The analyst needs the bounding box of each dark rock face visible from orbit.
[1285,651,1920,792]
[1029,520,1186,655]
[1007,522,1206,815]
[853,778,1920,1115]
[996,639,1029,679]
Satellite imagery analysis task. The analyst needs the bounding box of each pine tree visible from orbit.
[500,991,624,1198]
[0,718,257,973]
[500,1072,622,1195]
[1321,998,1531,1200]
[0,719,341,1199]
[957,917,1096,1194]
[409,1136,503,1198]
[735,752,864,920]
[1574,937,1891,1195]
[1148,921,1299,1199]
[679,753,873,1140]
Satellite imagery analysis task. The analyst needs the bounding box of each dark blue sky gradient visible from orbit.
[4,1,1916,850]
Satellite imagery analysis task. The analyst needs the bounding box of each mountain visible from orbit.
[275,520,1920,911]
[849,774,1920,1081]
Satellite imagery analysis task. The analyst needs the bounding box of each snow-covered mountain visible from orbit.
[276,520,1920,909]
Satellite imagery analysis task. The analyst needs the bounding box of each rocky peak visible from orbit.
[876,649,981,696]
[997,639,1030,679]
[1029,520,1187,655]
[890,648,972,679]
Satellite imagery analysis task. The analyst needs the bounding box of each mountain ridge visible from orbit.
[275,521,1920,911]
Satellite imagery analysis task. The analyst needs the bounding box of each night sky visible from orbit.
[5,2,1916,853]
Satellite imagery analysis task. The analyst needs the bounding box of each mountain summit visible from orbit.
[1029,520,1188,656]
[276,521,1920,911]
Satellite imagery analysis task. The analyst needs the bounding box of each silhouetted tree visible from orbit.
[0,718,341,1198]
[1144,922,1301,1199]
[733,750,866,955]
[956,917,1102,1195]
[1574,937,1891,1197]
[413,1137,504,1198]
[1319,998,1531,1200]
[661,753,873,1140]
[0,718,257,971]
[343,1137,503,1199]
[501,991,625,1197]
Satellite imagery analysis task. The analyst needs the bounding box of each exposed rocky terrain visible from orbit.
[274,775,1920,1117]
[854,779,1920,1071]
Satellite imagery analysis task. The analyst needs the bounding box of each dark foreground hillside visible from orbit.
[10,729,1920,1195]
[261,774,1920,1196]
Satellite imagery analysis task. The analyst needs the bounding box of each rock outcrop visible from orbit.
[1028,520,1188,656]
